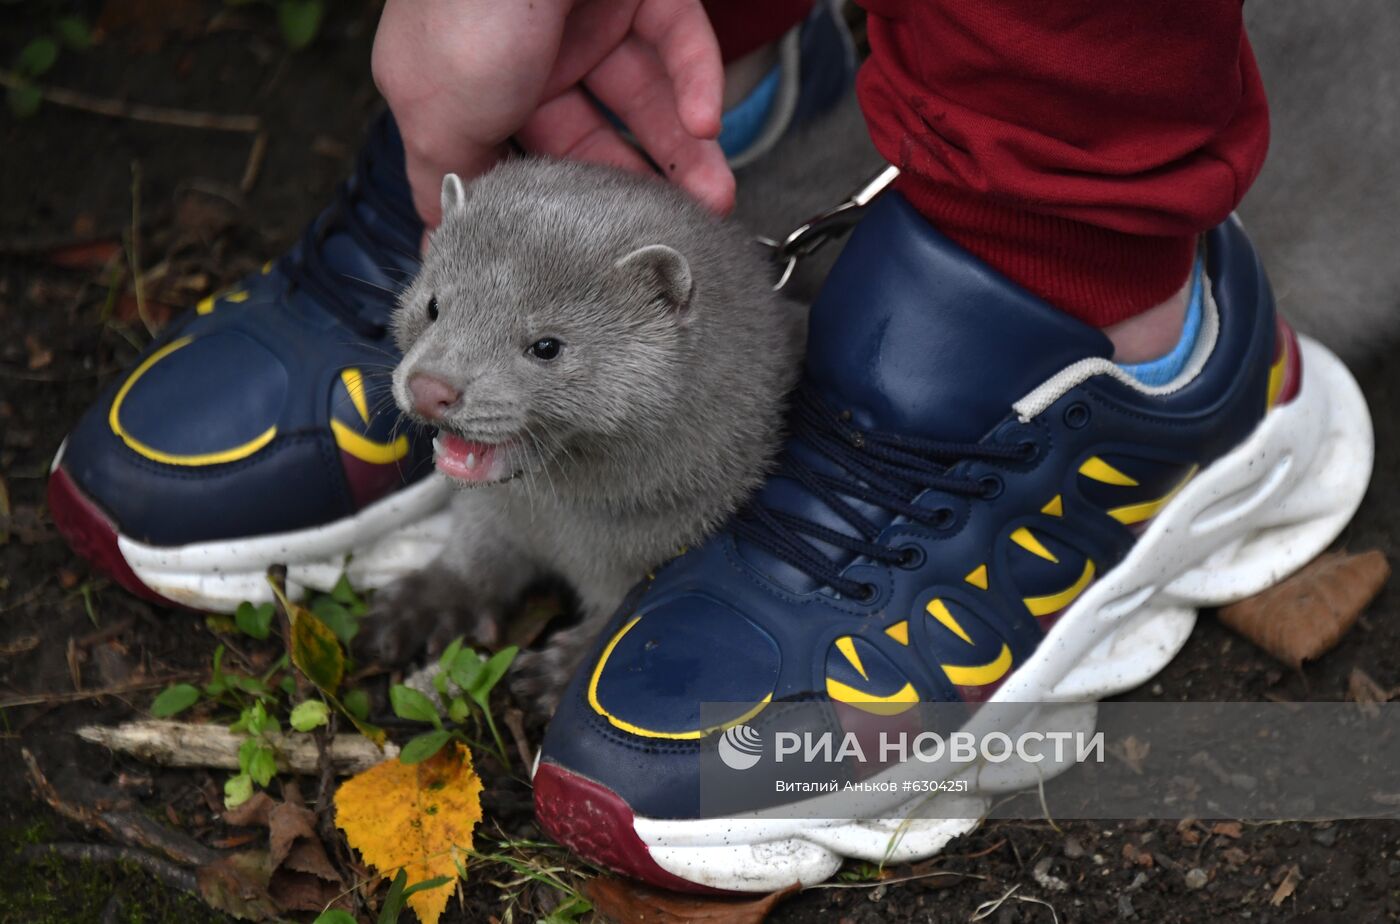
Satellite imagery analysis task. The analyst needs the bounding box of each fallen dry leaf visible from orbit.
[1218,550,1390,669]
[1270,863,1302,906]
[224,790,344,912]
[196,850,280,922]
[1112,735,1151,775]
[584,877,799,924]
[114,292,175,330]
[336,743,482,924]
[1346,667,1398,717]
[45,239,122,270]
[24,335,53,371]
[1211,821,1243,839]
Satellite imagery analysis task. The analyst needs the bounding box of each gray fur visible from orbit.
[369,159,804,710]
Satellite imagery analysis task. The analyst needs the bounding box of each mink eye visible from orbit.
[527,338,563,361]
[426,296,439,321]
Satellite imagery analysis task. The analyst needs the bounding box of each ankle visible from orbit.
[1105,270,1192,363]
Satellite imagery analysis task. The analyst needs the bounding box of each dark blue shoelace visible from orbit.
[279,127,423,340]
[733,386,1033,599]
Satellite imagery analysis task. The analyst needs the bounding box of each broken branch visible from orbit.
[78,719,397,775]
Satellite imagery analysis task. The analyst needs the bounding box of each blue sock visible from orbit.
[717,64,782,159]
[1117,254,1205,387]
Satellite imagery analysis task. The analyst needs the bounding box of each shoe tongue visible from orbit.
[805,193,1113,442]
[307,114,423,328]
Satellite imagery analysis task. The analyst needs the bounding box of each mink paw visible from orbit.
[359,568,505,667]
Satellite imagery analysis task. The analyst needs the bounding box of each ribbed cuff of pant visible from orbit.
[897,178,1197,328]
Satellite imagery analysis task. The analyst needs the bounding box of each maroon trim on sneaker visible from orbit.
[534,760,728,895]
[48,467,180,608]
[1272,317,1303,408]
[340,450,408,511]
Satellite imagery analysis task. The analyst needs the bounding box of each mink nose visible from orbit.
[408,373,461,419]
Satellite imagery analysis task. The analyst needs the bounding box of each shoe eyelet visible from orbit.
[896,545,925,569]
[1064,402,1091,429]
[933,508,957,530]
[1016,439,1040,463]
[979,474,1004,499]
[855,583,878,603]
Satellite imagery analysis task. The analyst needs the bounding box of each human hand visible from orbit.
[372,0,734,228]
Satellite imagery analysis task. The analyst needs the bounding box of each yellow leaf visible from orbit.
[335,743,482,924]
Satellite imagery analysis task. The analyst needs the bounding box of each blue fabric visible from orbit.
[541,201,1280,821]
[718,64,781,159]
[1117,253,1205,386]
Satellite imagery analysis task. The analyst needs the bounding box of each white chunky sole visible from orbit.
[631,337,1374,892]
[117,473,454,611]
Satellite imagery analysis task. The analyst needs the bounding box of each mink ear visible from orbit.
[440,173,468,217]
[613,244,693,314]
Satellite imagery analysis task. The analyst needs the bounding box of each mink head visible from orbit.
[391,159,738,486]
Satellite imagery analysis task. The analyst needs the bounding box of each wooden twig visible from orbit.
[127,162,156,338]
[22,843,198,894]
[240,130,269,195]
[0,675,192,708]
[78,719,398,775]
[23,747,220,867]
[504,707,534,772]
[0,71,261,133]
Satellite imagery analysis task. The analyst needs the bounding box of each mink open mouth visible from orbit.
[432,431,522,484]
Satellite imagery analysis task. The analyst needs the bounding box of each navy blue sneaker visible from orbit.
[49,113,443,610]
[49,6,856,611]
[533,192,1373,892]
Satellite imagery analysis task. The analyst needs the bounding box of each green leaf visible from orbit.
[289,602,345,694]
[235,601,275,640]
[541,896,594,924]
[7,84,41,118]
[204,613,237,634]
[237,736,261,773]
[247,745,277,787]
[331,573,360,606]
[437,637,464,675]
[289,699,330,732]
[377,868,409,924]
[311,597,358,645]
[390,684,441,727]
[343,688,370,720]
[244,701,272,736]
[224,772,254,808]
[447,652,483,692]
[313,912,358,924]
[55,16,93,50]
[402,875,453,897]
[206,644,229,696]
[468,646,518,707]
[277,0,324,50]
[230,674,271,698]
[398,730,451,765]
[447,696,470,724]
[17,38,58,77]
[151,683,200,717]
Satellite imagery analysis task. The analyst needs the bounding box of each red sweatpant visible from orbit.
[704,0,1270,327]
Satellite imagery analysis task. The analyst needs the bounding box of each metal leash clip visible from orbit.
[757,164,900,291]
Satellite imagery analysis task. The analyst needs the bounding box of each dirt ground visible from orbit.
[3,3,1398,922]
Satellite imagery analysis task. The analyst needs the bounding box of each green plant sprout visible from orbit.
[390,638,519,767]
